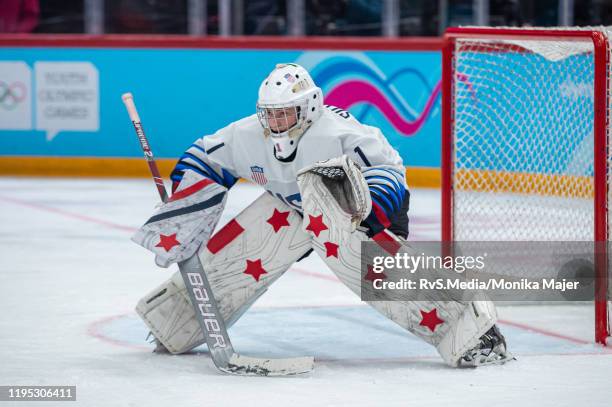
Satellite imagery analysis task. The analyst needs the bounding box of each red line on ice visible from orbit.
[88,306,612,357]
[0,195,138,232]
[87,313,150,351]
[497,318,592,345]
[290,266,340,282]
[6,193,606,351]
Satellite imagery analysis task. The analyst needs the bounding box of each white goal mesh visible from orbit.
[444,26,612,344]
[452,35,596,241]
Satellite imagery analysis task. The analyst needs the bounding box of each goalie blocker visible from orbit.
[136,156,511,367]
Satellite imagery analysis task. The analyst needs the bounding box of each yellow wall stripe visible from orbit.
[406,166,440,189]
[454,168,593,199]
[0,156,178,178]
[0,156,442,188]
[2,157,588,198]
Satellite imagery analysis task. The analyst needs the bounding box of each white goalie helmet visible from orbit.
[256,63,324,160]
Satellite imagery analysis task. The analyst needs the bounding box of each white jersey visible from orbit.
[172,106,407,213]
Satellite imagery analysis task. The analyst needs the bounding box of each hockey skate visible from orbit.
[460,325,515,367]
[146,332,170,354]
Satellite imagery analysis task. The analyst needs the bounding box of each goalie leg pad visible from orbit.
[136,192,313,354]
[309,227,498,366]
[136,269,269,354]
[136,271,206,354]
[299,170,499,367]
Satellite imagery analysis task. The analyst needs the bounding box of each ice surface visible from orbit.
[0,178,610,406]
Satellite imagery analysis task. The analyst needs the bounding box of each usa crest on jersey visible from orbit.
[250,165,268,185]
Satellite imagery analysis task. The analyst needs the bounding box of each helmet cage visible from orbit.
[257,100,309,139]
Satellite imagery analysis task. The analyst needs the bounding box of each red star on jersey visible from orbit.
[324,241,339,258]
[305,214,328,237]
[419,308,444,332]
[243,259,268,282]
[364,264,387,282]
[155,233,180,252]
[267,209,290,232]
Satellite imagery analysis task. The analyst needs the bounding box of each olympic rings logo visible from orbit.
[0,81,27,110]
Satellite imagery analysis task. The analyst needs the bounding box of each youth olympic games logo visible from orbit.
[0,81,27,110]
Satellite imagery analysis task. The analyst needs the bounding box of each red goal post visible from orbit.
[441,26,611,345]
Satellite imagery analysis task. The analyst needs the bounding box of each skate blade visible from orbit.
[469,351,516,367]
[220,354,315,376]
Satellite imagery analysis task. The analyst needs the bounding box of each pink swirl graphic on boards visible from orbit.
[324,79,441,136]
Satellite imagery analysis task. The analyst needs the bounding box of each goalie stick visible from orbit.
[121,92,314,376]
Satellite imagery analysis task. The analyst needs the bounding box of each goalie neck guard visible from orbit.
[256,63,323,161]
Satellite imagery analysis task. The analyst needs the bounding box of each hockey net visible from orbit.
[442,26,611,345]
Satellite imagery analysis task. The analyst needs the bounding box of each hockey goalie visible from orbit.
[132,63,512,367]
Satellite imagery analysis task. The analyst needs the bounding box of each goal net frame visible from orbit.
[441,26,610,345]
